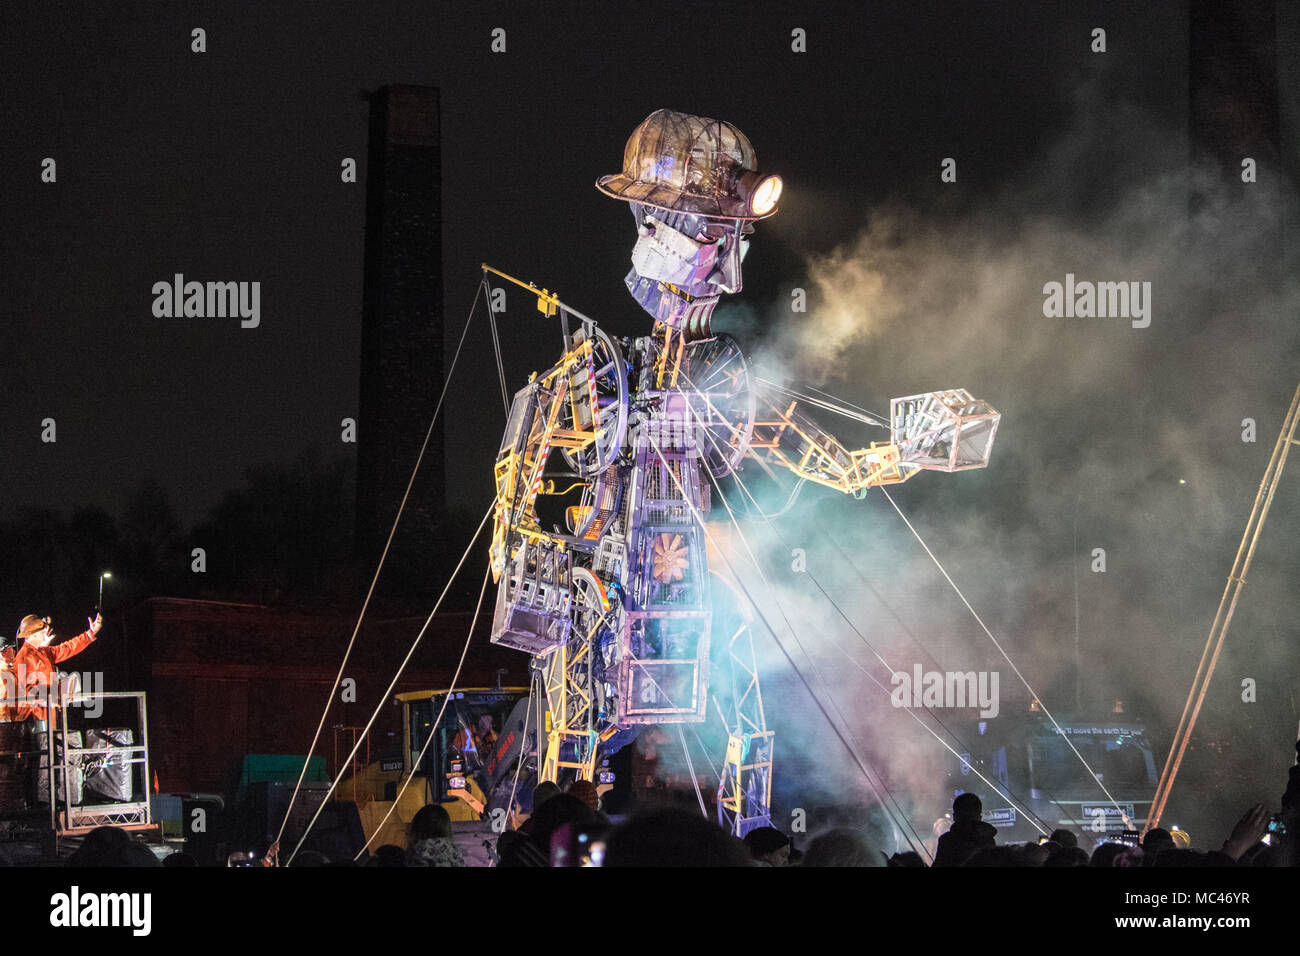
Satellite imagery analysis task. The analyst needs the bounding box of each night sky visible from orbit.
[5,2,1300,841]
[2,1,1195,524]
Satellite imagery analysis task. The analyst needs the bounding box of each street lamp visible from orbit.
[97,571,112,611]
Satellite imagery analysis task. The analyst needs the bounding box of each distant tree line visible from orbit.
[0,447,355,619]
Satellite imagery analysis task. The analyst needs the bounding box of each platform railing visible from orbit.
[49,690,153,834]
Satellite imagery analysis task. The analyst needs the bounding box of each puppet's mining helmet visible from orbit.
[596,109,782,220]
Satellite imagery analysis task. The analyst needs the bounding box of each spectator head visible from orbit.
[370,844,407,867]
[742,826,791,866]
[550,820,611,866]
[885,851,925,867]
[1089,841,1126,867]
[1016,842,1051,866]
[1153,847,1211,867]
[409,804,453,842]
[566,779,601,814]
[603,810,751,867]
[1043,845,1089,867]
[600,788,634,817]
[1141,828,1173,865]
[66,826,131,866]
[529,794,598,857]
[801,828,877,867]
[531,780,562,813]
[495,830,546,868]
[1112,846,1145,867]
[118,843,161,867]
[952,792,982,823]
[1048,828,1078,848]
[66,831,159,867]
[1142,827,1172,853]
[963,846,1024,867]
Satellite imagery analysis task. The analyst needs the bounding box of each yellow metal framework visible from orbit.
[717,616,774,834]
[489,338,602,578]
[538,570,616,783]
[749,395,913,494]
[654,321,689,389]
[539,641,599,782]
[481,263,561,318]
[479,267,998,818]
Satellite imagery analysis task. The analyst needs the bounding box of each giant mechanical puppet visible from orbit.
[484,110,999,835]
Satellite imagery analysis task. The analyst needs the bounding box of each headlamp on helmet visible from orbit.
[597,109,782,221]
[738,171,783,217]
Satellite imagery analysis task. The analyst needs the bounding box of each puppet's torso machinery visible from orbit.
[486,110,1000,835]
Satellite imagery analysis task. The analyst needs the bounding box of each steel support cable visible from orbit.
[711,455,1051,837]
[626,657,725,784]
[528,623,724,811]
[705,368,1082,835]
[681,369,1055,832]
[273,280,486,850]
[659,442,928,856]
[804,382,892,428]
[691,447,933,856]
[678,725,709,818]
[353,562,494,860]
[567,609,724,789]
[483,274,510,415]
[808,515,1078,837]
[717,467,807,522]
[690,721,725,785]
[619,643,727,786]
[645,434,928,858]
[880,488,1126,817]
[679,382,1047,841]
[287,501,495,864]
[500,671,537,838]
[620,652,724,783]
[1148,379,1300,832]
[814,633,1053,839]
[681,408,936,854]
[352,271,537,857]
[753,376,891,428]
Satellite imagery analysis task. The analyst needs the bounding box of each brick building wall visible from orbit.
[123,596,526,794]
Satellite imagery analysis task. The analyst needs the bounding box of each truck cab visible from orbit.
[348,686,533,850]
[941,711,1159,845]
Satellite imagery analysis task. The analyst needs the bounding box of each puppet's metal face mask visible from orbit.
[625,203,752,333]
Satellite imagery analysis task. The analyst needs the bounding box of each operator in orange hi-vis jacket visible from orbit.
[0,612,103,722]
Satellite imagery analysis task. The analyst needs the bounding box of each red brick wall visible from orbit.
[125,597,528,794]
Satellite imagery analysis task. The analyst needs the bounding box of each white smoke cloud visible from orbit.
[702,89,1300,849]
